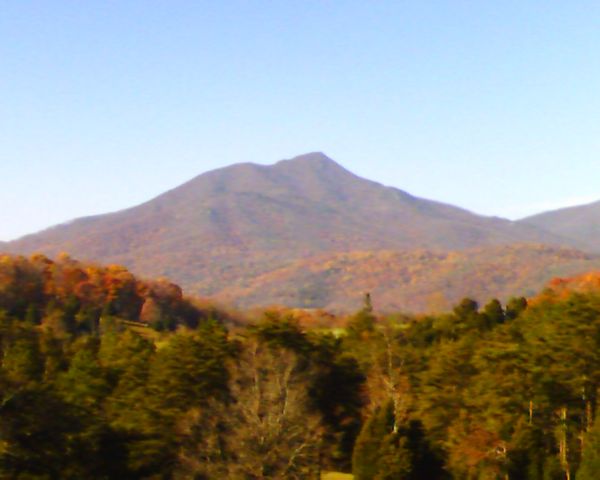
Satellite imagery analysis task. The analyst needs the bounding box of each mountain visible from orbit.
[2,152,575,310]
[519,200,600,253]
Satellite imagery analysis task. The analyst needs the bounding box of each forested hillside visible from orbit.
[2,254,600,479]
[0,254,233,332]
[4,153,580,312]
[216,244,600,312]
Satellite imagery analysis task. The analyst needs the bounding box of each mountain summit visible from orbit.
[3,153,573,309]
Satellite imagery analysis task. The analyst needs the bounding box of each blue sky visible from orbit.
[2,1,600,240]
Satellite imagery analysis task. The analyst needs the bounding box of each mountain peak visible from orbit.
[275,152,340,169]
[284,151,331,161]
[271,152,357,183]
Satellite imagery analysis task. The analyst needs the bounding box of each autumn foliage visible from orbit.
[2,253,600,479]
[0,253,231,333]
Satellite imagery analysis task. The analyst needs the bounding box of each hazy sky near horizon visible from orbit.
[2,1,600,241]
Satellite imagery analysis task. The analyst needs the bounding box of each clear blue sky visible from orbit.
[2,1,600,241]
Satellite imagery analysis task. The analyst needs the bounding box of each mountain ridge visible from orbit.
[3,152,595,311]
[519,199,600,253]
[5,152,565,254]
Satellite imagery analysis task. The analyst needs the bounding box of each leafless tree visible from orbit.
[176,341,323,479]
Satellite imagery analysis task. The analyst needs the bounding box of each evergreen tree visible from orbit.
[577,415,600,479]
[347,293,377,340]
[483,298,505,327]
[58,343,110,410]
[353,402,395,480]
[506,296,528,320]
[2,332,43,385]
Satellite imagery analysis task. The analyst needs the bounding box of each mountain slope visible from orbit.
[215,244,600,312]
[520,200,600,253]
[3,152,571,309]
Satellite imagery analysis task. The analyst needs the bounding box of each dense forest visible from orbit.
[1,254,600,479]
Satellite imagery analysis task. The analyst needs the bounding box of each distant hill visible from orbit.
[2,152,580,311]
[519,200,600,253]
[216,244,600,312]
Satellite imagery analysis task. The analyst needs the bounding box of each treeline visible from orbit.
[1,254,600,479]
[0,253,232,332]
[347,291,600,480]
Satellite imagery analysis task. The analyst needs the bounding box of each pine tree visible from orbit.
[483,298,505,328]
[353,401,411,480]
[506,296,528,320]
[577,415,600,479]
[58,344,110,410]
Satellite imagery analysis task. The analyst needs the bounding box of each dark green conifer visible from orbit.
[577,416,600,479]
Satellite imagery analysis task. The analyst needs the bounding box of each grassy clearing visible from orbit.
[122,321,173,348]
[321,473,353,480]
